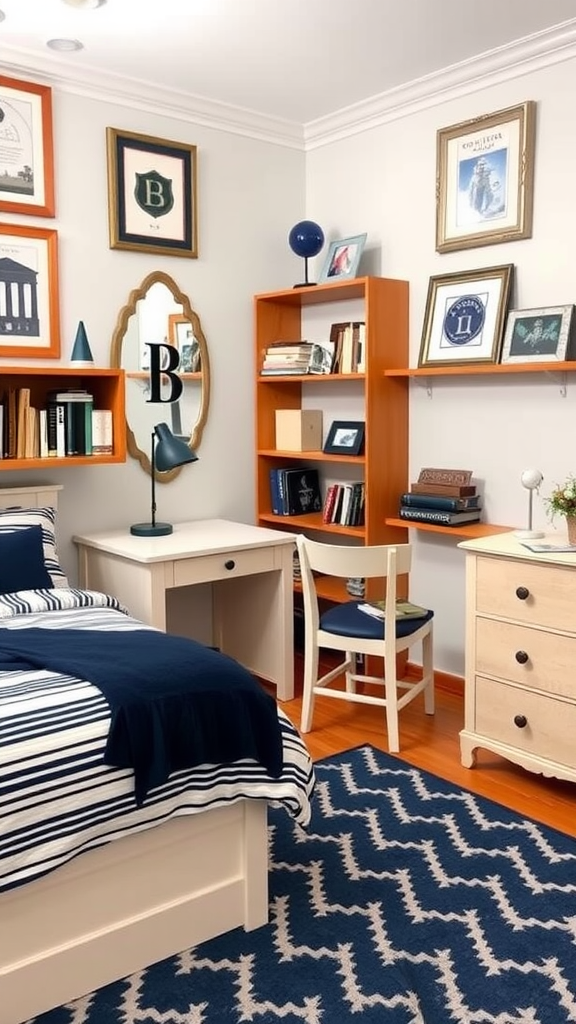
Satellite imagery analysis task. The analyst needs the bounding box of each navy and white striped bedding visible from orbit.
[0,589,315,895]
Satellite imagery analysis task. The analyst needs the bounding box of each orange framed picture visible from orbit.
[0,224,61,359]
[0,74,55,218]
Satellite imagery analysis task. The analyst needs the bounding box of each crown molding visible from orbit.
[0,45,305,150]
[304,19,576,150]
[3,20,576,154]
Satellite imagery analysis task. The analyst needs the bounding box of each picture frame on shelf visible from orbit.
[0,224,60,359]
[501,305,575,364]
[0,74,55,218]
[318,233,367,283]
[168,313,202,373]
[323,420,365,456]
[435,101,535,254]
[106,128,198,258]
[418,264,513,369]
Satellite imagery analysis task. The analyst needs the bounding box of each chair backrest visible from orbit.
[296,534,412,581]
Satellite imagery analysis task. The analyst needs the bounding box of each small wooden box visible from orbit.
[275,409,322,451]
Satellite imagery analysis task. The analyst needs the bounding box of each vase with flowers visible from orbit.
[544,475,576,544]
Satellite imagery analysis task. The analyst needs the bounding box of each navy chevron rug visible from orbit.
[30,745,576,1024]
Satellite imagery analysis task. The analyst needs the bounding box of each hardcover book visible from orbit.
[400,492,481,511]
[409,482,477,497]
[399,506,481,525]
[359,599,428,620]
[282,468,322,516]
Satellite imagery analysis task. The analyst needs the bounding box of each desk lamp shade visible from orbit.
[130,423,198,537]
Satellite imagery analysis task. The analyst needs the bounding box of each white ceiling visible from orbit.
[1,0,576,126]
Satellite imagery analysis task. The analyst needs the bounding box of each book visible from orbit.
[417,467,473,486]
[282,467,322,515]
[400,492,481,511]
[409,482,477,497]
[92,409,113,454]
[359,599,428,620]
[399,506,481,525]
[269,468,282,515]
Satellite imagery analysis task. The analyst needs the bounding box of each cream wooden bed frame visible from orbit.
[0,486,269,1024]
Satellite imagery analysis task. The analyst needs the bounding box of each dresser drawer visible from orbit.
[476,556,576,632]
[172,546,276,587]
[475,675,576,768]
[475,617,576,699]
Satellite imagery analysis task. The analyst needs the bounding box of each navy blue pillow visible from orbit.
[0,525,54,594]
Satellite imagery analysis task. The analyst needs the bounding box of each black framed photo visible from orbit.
[323,420,365,456]
[106,128,198,258]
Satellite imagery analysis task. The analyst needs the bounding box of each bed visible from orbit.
[0,485,314,1024]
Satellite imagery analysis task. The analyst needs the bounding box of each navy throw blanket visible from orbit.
[0,628,284,805]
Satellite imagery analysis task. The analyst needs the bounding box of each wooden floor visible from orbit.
[276,654,576,838]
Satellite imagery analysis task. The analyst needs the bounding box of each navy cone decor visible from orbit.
[70,321,94,365]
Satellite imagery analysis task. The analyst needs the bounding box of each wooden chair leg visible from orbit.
[422,629,435,715]
[345,651,357,693]
[384,674,400,753]
[300,641,319,733]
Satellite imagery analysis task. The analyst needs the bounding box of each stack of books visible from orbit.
[260,341,334,376]
[398,474,482,527]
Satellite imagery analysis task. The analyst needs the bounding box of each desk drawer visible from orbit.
[475,617,576,699]
[475,675,576,768]
[476,556,576,631]
[173,546,276,587]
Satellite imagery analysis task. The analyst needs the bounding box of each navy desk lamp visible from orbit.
[130,422,198,537]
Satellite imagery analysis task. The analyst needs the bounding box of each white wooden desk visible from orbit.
[73,519,296,701]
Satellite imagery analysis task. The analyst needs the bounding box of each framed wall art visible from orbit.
[323,420,365,456]
[0,224,60,358]
[106,128,198,258]
[168,313,202,373]
[0,74,55,218]
[318,233,367,283]
[435,102,535,254]
[418,264,513,369]
[501,305,575,364]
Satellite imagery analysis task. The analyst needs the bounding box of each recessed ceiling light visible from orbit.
[47,38,84,51]
[61,0,107,7]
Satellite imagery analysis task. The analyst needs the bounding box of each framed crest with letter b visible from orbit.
[106,128,198,258]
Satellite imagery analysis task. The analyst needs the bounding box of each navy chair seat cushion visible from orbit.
[320,600,433,641]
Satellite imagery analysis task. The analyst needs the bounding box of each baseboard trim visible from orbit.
[406,662,464,697]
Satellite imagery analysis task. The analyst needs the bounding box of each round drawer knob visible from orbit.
[516,586,530,600]
[224,559,236,571]
[514,714,528,729]
[515,650,529,665]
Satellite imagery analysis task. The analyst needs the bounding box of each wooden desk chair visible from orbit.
[296,535,434,752]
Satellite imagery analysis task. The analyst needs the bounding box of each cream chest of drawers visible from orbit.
[458,531,576,782]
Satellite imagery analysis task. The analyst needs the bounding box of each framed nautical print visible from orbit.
[106,128,198,258]
[435,102,535,254]
[501,305,575,363]
[418,264,513,368]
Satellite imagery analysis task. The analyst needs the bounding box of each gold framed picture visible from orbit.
[106,128,198,258]
[418,264,513,368]
[435,102,535,254]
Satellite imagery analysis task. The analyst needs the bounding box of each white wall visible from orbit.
[305,55,576,674]
[0,86,305,583]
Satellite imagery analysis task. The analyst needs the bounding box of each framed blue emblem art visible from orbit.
[418,265,513,369]
[435,102,535,254]
[106,128,197,258]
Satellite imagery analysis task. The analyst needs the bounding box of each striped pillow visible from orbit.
[0,506,68,588]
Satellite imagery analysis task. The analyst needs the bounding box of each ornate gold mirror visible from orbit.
[111,270,211,481]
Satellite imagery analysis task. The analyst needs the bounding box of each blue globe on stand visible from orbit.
[288,220,324,288]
